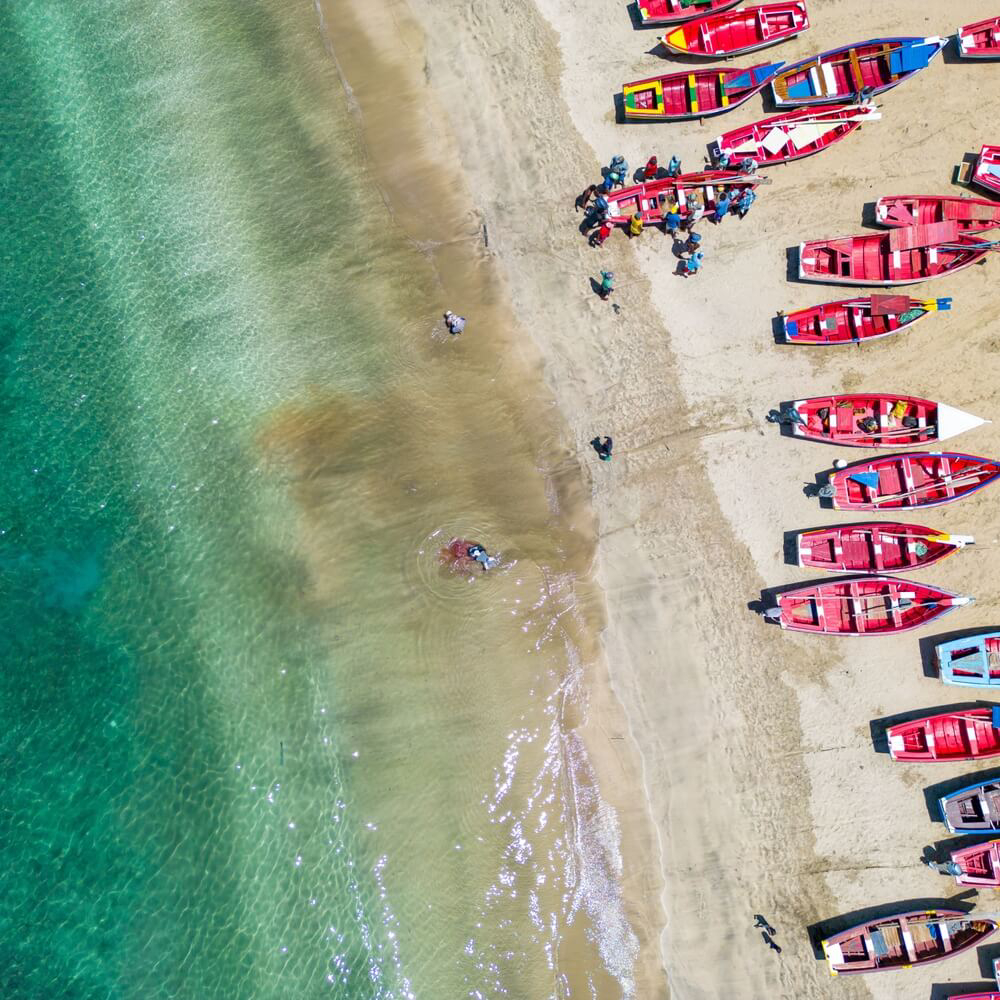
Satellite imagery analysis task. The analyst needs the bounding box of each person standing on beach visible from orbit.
[591,436,613,461]
[684,192,704,231]
[682,250,704,277]
[576,184,597,212]
[736,188,756,219]
[598,270,614,299]
[589,221,612,247]
[685,230,702,255]
[712,192,731,224]
[664,204,681,238]
[643,155,658,180]
[628,213,643,239]
[665,154,681,178]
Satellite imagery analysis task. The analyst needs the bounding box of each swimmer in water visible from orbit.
[466,544,498,571]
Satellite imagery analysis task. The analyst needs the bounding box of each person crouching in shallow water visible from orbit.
[466,544,498,571]
[444,310,466,335]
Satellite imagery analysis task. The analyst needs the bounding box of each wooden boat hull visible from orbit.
[940,779,1000,833]
[605,171,763,225]
[796,522,971,574]
[822,909,997,974]
[770,575,970,635]
[781,295,947,345]
[637,0,742,27]
[938,632,1000,688]
[623,62,784,121]
[950,840,1000,887]
[958,17,1000,59]
[827,452,1000,511]
[784,393,985,449]
[876,195,1000,233]
[773,36,947,107]
[798,223,993,286]
[974,145,1000,197]
[888,708,1000,762]
[659,2,809,58]
[711,103,878,167]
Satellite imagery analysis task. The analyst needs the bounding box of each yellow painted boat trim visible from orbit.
[666,28,687,50]
[718,71,729,107]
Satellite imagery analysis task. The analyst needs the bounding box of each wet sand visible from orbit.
[359,0,1000,997]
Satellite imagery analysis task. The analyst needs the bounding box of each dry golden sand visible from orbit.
[334,0,1000,997]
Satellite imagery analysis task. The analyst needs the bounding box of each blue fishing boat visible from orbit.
[940,778,1000,834]
[772,37,947,107]
[939,633,1000,688]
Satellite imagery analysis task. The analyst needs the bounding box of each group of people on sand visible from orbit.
[578,150,760,286]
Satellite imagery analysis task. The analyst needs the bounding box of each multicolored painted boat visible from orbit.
[658,2,809,58]
[957,16,1000,59]
[781,393,986,449]
[938,633,1000,688]
[821,910,997,975]
[798,222,995,286]
[888,707,1000,762]
[948,840,1000,889]
[796,522,972,574]
[876,195,1000,233]
[973,145,1000,197]
[781,295,949,345]
[636,0,742,27]
[940,778,1000,833]
[622,62,784,121]
[825,452,1000,511]
[766,576,971,635]
[772,37,947,106]
[604,170,763,225]
[710,102,878,167]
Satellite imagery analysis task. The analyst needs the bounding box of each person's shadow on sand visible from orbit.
[589,277,607,299]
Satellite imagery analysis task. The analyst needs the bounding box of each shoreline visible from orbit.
[321,0,666,994]
[327,0,1000,997]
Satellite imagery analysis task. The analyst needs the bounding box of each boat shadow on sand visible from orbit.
[922,767,1000,827]
[805,895,981,962]
[919,626,1000,680]
[870,702,996,756]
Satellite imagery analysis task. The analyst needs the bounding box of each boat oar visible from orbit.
[827,425,937,443]
[861,467,995,505]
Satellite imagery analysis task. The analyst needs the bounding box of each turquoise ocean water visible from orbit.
[1,3,638,997]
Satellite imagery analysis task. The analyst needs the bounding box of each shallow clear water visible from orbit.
[0,2,637,997]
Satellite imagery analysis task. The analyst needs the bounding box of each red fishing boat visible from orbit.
[772,36,947,106]
[604,171,763,225]
[637,0,742,27]
[826,452,1000,511]
[796,522,972,574]
[973,145,1000,197]
[821,910,997,975]
[767,576,971,635]
[798,222,995,285]
[888,707,1000,762]
[781,295,949,345]
[949,840,1000,888]
[958,17,1000,59]
[658,2,809,58]
[711,103,878,167]
[781,393,986,448]
[876,195,1000,234]
[622,62,784,121]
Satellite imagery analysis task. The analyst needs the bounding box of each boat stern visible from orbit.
[887,732,906,760]
[938,794,957,831]
[797,243,809,280]
[821,938,842,975]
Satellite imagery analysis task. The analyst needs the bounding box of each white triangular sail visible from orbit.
[936,402,989,442]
